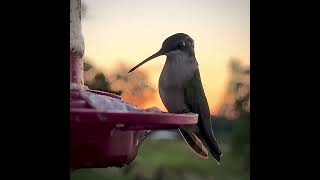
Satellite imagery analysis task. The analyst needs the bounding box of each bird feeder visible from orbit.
[70,0,198,170]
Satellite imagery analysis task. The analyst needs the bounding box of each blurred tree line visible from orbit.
[83,57,156,107]
[83,59,122,95]
[224,58,250,172]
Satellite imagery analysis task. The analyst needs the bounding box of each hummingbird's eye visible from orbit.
[176,41,186,49]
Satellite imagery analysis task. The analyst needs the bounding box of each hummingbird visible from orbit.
[128,33,222,163]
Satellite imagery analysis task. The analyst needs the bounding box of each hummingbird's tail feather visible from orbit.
[198,117,223,164]
[179,128,209,159]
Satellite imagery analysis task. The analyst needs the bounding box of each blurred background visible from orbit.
[71,0,250,179]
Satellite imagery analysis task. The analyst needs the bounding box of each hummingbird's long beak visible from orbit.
[128,49,164,73]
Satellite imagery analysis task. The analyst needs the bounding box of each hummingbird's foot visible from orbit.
[145,107,162,113]
[179,109,194,114]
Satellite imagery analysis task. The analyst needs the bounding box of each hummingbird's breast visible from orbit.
[158,52,198,113]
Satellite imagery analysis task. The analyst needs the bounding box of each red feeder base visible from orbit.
[70,87,198,169]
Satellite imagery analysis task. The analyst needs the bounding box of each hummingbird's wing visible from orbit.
[183,69,222,163]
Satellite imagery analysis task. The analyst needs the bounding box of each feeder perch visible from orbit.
[70,0,198,170]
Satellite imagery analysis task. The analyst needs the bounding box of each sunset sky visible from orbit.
[81,0,250,113]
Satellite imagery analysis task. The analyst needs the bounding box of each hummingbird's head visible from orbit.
[128,33,195,73]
